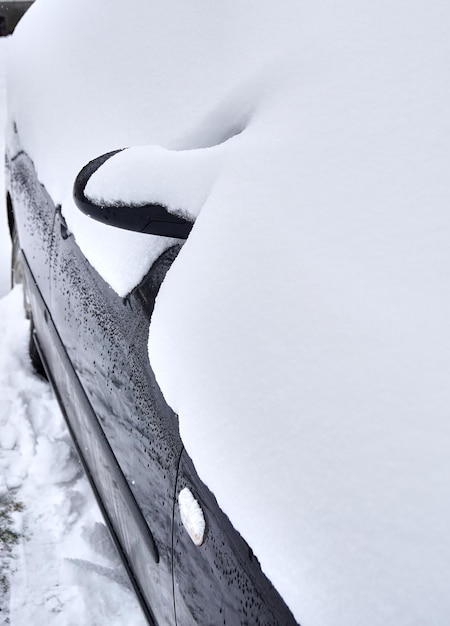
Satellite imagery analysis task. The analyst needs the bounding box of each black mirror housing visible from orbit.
[73,150,193,239]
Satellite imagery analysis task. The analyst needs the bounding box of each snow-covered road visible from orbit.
[0,38,146,626]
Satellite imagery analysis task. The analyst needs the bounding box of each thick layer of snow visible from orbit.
[6,1,450,624]
[85,145,224,222]
[0,288,146,625]
[149,6,450,625]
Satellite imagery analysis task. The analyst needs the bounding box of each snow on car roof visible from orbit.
[7,1,450,624]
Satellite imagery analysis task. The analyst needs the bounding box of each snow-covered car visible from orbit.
[5,0,450,625]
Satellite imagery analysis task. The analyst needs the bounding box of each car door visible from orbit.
[49,205,183,625]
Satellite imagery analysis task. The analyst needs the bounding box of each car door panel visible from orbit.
[19,249,158,624]
[49,207,183,624]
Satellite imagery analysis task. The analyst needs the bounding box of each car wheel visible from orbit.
[11,224,47,378]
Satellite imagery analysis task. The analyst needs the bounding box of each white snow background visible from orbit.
[0,38,146,626]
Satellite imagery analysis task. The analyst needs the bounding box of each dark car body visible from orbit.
[0,2,34,36]
[6,127,298,625]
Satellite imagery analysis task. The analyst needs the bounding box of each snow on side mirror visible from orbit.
[73,149,193,239]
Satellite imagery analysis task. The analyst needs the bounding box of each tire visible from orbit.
[11,225,47,378]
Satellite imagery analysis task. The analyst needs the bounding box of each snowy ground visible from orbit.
[0,39,146,626]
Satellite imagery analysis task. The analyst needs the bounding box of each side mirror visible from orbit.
[73,150,193,239]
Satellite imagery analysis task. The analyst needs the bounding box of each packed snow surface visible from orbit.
[7,1,450,624]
